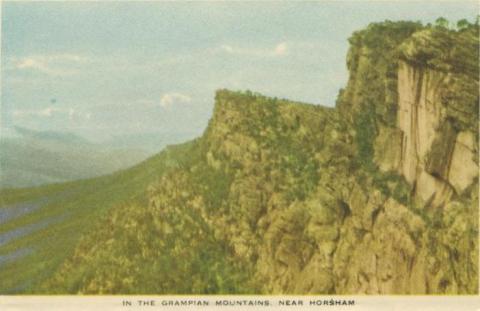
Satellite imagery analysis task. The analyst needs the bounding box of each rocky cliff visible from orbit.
[41,20,479,294]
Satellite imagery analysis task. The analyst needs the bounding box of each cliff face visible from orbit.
[41,21,479,294]
[335,23,478,294]
[396,61,478,206]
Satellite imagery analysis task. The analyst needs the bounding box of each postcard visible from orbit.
[0,1,479,310]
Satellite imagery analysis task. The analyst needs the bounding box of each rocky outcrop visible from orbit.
[449,132,478,193]
[395,60,477,207]
[342,24,479,208]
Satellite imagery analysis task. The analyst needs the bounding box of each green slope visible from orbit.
[0,140,197,293]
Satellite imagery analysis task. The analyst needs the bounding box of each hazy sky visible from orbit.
[1,1,478,143]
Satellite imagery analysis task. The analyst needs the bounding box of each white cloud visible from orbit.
[134,99,157,107]
[40,107,55,117]
[273,42,288,56]
[217,42,289,57]
[220,44,235,53]
[52,54,87,62]
[13,106,91,120]
[16,58,49,72]
[13,107,58,118]
[10,54,88,76]
[159,92,192,108]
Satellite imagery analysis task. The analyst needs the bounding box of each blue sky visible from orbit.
[1,1,478,144]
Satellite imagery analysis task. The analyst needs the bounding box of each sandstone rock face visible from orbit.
[374,125,403,172]
[449,132,478,194]
[395,61,477,206]
[397,61,446,187]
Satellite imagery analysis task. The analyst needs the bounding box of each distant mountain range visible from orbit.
[101,130,199,153]
[11,126,91,145]
[0,126,150,188]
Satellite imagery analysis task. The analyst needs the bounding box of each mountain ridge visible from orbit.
[11,126,91,145]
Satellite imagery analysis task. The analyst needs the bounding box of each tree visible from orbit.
[457,19,470,30]
[435,17,449,29]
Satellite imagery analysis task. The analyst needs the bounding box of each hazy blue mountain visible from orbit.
[0,127,150,188]
[101,130,201,153]
[12,126,91,145]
